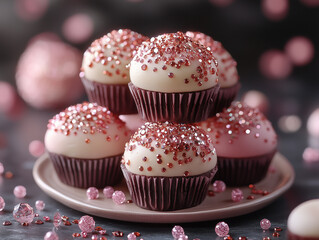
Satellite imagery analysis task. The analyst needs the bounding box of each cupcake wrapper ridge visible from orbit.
[121,165,218,211]
[81,76,137,115]
[129,83,220,123]
[48,152,123,189]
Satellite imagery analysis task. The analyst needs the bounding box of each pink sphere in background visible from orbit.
[16,34,84,109]
[259,50,292,79]
[119,114,145,132]
[241,90,269,114]
[300,0,319,7]
[285,36,314,66]
[209,0,235,7]
[307,108,319,137]
[0,81,24,119]
[262,0,289,21]
[14,0,49,21]
[62,13,94,44]
[29,140,45,157]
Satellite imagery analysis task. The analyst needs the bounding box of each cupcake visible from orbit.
[186,31,240,115]
[129,31,220,123]
[198,101,277,186]
[44,102,131,188]
[80,29,148,115]
[287,199,319,240]
[121,122,218,211]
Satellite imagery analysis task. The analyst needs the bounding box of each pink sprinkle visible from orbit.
[0,162,4,175]
[44,231,59,240]
[35,200,45,211]
[112,191,126,205]
[103,186,114,199]
[212,180,226,193]
[13,185,27,198]
[260,218,271,230]
[127,232,137,240]
[231,188,244,202]
[303,147,319,163]
[86,187,99,200]
[78,215,95,233]
[29,140,45,157]
[0,196,5,211]
[172,225,185,238]
[215,221,229,237]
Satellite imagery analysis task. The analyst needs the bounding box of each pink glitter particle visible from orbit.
[0,196,5,211]
[112,191,126,205]
[231,188,244,202]
[285,36,314,66]
[35,200,45,211]
[13,185,27,198]
[13,203,34,224]
[0,162,4,175]
[103,186,114,199]
[78,215,95,233]
[44,231,59,240]
[172,225,185,238]
[212,180,226,193]
[215,221,230,237]
[86,187,99,200]
[260,218,271,230]
[303,147,319,163]
[127,232,137,240]
[29,140,45,157]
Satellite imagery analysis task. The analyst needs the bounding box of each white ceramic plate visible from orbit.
[33,152,294,223]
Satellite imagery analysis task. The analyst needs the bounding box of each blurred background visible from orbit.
[1,0,319,160]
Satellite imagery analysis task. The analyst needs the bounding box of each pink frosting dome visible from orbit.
[199,102,277,158]
[185,31,239,88]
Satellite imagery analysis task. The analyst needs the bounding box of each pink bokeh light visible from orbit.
[241,90,269,114]
[262,0,289,21]
[0,81,24,119]
[259,49,293,79]
[28,140,45,157]
[14,0,49,21]
[285,36,314,66]
[307,108,319,137]
[62,13,94,44]
[300,0,319,7]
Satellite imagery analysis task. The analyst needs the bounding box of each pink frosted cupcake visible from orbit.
[287,199,319,240]
[121,122,218,211]
[186,31,240,115]
[199,101,277,186]
[44,102,131,188]
[80,29,148,115]
[129,31,220,123]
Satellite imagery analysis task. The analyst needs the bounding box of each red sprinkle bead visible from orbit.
[273,232,280,237]
[72,233,81,237]
[3,221,12,226]
[247,195,255,200]
[72,219,79,224]
[35,220,44,224]
[43,216,50,222]
[208,190,215,197]
[63,221,71,226]
[238,237,247,240]
[274,227,282,232]
[134,232,141,237]
[112,231,124,237]
[95,226,104,231]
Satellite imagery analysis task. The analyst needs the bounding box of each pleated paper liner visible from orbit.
[121,165,218,211]
[81,76,137,115]
[209,82,241,117]
[48,152,123,189]
[214,149,277,187]
[287,231,317,240]
[129,82,220,123]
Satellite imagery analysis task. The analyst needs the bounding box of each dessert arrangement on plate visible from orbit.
[37,29,295,221]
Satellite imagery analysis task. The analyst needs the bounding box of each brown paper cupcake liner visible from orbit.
[209,82,241,116]
[287,231,319,240]
[213,149,276,186]
[81,76,137,115]
[121,165,218,211]
[48,152,123,188]
[128,83,220,123]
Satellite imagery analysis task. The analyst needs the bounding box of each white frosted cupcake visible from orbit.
[186,31,240,115]
[199,102,277,186]
[129,31,220,123]
[80,29,148,114]
[121,121,218,211]
[45,102,131,188]
[288,199,319,240]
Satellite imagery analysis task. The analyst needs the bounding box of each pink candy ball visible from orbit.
[44,231,59,240]
[231,188,244,202]
[260,218,271,230]
[78,215,95,233]
[29,140,45,157]
[103,186,114,199]
[0,196,5,211]
[172,225,185,238]
[112,191,126,205]
[86,187,99,200]
[13,185,27,198]
[35,200,45,211]
[127,232,137,240]
[215,221,230,237]
[212,180,226,193]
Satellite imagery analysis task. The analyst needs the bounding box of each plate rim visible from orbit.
[33,152,295,223]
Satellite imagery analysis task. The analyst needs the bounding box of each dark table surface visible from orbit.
[1,76,318,240]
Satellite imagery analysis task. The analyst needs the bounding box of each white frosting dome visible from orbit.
[129,32,219,93]
[288,199,319,237]
[81,29,148,84]
[122,122,217,177]
[45,102,131,159]
[186,31,239,88]
[198,102,277,158]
